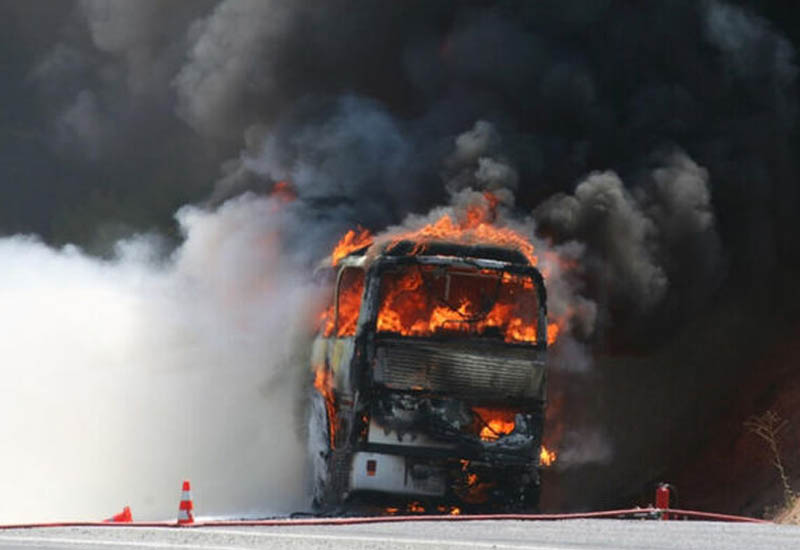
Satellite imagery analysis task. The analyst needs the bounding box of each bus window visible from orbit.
[336,267,365,337]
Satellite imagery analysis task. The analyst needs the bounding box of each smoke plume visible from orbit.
[0,196,317,521]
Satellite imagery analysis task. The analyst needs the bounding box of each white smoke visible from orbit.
[556,430,613,468]
[0,194,317,522]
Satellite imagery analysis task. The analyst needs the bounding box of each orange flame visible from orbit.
[377,267,541,344]
[332,227,373,266]
[387,195,537,267]
[313,367,337,448]
[408,501,425,513]
[457,468,494,504]
[323,192,564,344]
[540,445,557,467]
[547,322,560,345]
[270,180,296,203]
[473,407,516,440]
[319,267,364,338]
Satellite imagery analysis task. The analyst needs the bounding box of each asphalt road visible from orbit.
[0,520,798,550]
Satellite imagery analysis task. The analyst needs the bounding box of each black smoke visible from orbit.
[2,0,799,512]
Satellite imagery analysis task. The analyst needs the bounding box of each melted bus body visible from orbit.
[309,241,549,511]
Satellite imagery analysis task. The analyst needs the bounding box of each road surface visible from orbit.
[0,519,798,550]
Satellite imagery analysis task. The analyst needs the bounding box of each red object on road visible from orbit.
[177,480,194,525]
[104,506,132,523]
[656,483,673,520]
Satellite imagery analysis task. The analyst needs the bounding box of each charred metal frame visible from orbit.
[312,246,550,511]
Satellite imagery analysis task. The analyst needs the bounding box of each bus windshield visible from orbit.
[376,264,540,344]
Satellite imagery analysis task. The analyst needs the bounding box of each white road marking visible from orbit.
[0,527,588,550]
[0,534,240,550]
[197,527,572,549]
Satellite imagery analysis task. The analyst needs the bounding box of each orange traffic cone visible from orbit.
[104,506,132,523]
[177,480,194,525]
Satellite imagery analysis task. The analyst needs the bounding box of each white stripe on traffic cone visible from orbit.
[177,480,194,525]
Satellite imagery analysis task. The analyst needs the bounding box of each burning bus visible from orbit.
[309,201,554,512]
